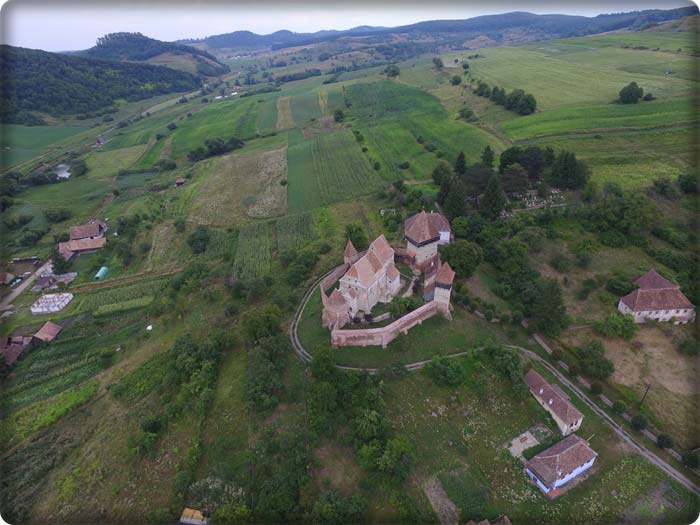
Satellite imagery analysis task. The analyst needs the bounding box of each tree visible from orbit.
[50,247,71,274]
[678,173,699,194]
[212,502,251,524]
[454,152,467,177]
[441,240,483,278]
[333,109,345,122]
[426,356,465,387]
[450,75,462,86]
[481,146,494,169]
[501,163,529,194]
[590,381,603,395]
[377,437,412,481]
[462,62,470,70]
[242,305,282,344]
[345,223,368,250]
[384,64,400,77]
[656,434,674,449]
[187,226,210,254]
[432,57,444,69]
[353,409,384,443]
[548,151,589,190]
[528,278,568,336]
[682,452,699,469]
[612,400,626,415]
[442,178,468,219]
[619,82,644,104]
[631,414,648,431]
[578,340,614,380]
[307,491,366,524]
[594,312,638,340]
[481,174,506,221]
[431,161,453,187]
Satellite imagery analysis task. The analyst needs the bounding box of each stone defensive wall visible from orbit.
[320,263,349,292]
[331,301,439,348]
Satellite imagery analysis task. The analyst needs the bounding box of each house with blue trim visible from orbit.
[525,434,597,498]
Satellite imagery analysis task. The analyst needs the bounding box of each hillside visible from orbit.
[0,45,202,125]
[182,6,697,52]
[80,32,229,76]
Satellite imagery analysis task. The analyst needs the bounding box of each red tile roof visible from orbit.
[620,270,693,312]
[404,211,450,246]
[344,239,358,260]
[526,434,597,487]
[436,261,456,286]
[524,369,583,427]
[34,321,63,342]
[1,343,25,366]
[58,237,107,259]
[343,235,395,288]
[70,222,104,240]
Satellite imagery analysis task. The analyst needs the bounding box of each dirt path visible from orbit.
[0,260,53,310]
[423,477,459,525]
[276,96,294,130]
[318,90,329,116]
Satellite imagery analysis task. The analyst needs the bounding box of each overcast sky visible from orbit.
[1,0,694,52]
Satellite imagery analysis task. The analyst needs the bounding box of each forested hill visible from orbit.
[79,32,229,76]
[0,45,201,125]
[186,5,697,51]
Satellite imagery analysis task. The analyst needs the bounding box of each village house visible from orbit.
[322,236,401,328]
[618,269,695,324]
[0,272,15,285]
[58,220,108,260]
[524,434,598,498]
[404,210,451,270]
[175,177,186,187]
[0,335,33,366]
[524,369,583,436]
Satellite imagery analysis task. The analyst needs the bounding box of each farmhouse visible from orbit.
[70,221,106,241]
[404,211,451,270]
[0,335,33,366]
[58,237,107,261]
[34,321,63,343]
[322,235,401,328]
[524,434,597,498]
[617,269,695,324]
[524,369,583,436]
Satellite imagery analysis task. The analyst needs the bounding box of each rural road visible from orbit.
[289,271,700,496]
[0,260,52,310]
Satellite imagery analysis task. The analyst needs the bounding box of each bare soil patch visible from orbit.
[423,477,459,525]
[312,444,363,496]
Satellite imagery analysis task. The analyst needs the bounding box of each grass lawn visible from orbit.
[0,124,90,169]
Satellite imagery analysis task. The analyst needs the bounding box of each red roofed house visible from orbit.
[404,211,451,270]
[524,369,583,436]
[1,335,33,366]
[524,434,598,498]
[321,235,401,328]
[69,221,106,241]
[618,270,695,324]
[58,237,107,261]
[175,177,186,187]
[34,321,63,343]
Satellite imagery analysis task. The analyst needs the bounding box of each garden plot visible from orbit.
[234,222,275,280]
[189,145,288,225]
[275,213,318,252]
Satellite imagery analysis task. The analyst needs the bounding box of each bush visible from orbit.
[607,403,624,418]
[578,340,614,380]
[656,434,673,449]
[682,452,699,469]
[568,363,579,377]
[550,252,573,273]
[590,382,603,395]
[678,337,699,356]
[425,356,464,387]
[631,414,647,431]
[187,226,210,254]
[594,312,637,340]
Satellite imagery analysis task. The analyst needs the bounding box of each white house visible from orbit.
[618,270,695,324]
[524,369,583,436]
[525,434,597,498]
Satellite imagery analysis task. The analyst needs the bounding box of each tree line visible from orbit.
[474,81,537,115]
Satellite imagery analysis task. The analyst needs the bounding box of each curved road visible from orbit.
[289,271,700,495]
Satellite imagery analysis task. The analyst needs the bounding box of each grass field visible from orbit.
[287,129,383,212]
[276,96,294,130]
[0,124,90,169]
[464,44,694,110]
[188,145,288,225]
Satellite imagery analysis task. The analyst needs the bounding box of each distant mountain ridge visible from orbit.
[79,32,229,76]
[179,6,697,51]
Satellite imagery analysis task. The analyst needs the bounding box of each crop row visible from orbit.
[275,213,318,253]
[94,296,154,316]
[205,228,239,260]
[77,278,169,311]
[234,222,274,280]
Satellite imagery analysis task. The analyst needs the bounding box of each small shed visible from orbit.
[94,266,109,280]
[175,177,186,187]
[34,321,63,343]
[179,507,210,525]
